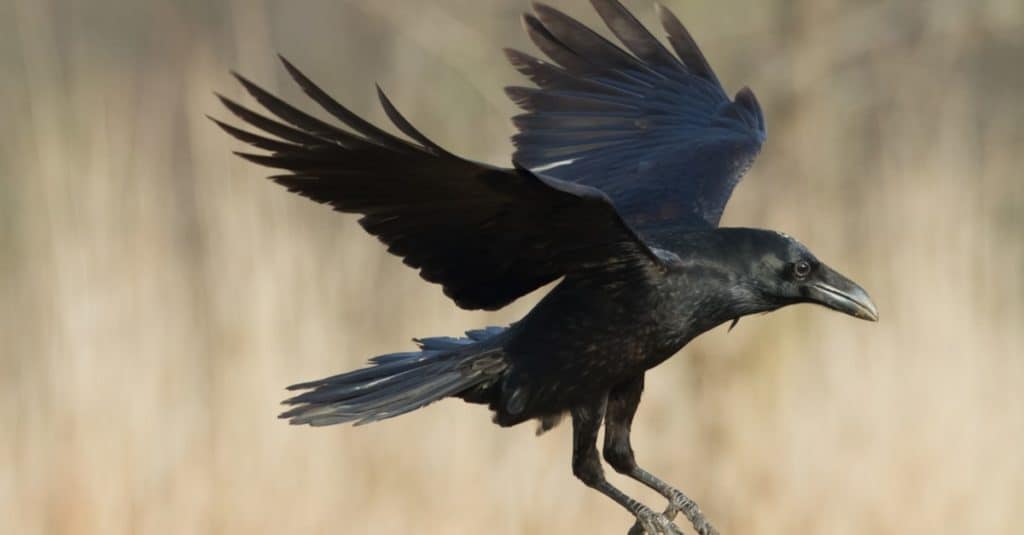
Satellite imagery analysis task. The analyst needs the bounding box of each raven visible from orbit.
[213,1,878,533]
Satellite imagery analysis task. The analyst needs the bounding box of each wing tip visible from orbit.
[504,86,536,108]
[521,12,550,41]
[374,85,449,154]
[530,1,555,15]
[214,92,250,118]
[734,86,767,138]
[230,70,268,99]
[653,2,670,19]
[655,1,720,84]
[504,47,534,66]
[207,114,245,138]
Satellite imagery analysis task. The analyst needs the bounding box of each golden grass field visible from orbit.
[2,0,1023,533]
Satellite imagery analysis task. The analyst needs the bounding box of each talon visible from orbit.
[630,505,684,535]
[654,513,684,535]
[668,491,716,535]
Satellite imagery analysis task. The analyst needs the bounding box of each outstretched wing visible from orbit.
[507,0,766,231]
[213,57,673,311]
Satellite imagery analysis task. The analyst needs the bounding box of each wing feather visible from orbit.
[509,0,767,230]
[215,57,671,310]
[591,0,680,69]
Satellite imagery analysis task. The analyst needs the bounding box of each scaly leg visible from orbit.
[570,398,682,535]
[604,375,718,535]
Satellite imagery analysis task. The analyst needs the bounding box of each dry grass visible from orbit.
[2,0,1023,533]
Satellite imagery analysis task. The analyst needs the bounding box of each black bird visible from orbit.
[213,1,878,533]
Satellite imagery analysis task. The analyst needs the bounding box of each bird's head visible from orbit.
[712,228,878,322]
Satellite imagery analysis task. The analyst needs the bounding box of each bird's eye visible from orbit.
[793,260,812,279]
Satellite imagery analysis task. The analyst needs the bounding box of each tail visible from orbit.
[280,327,508,426]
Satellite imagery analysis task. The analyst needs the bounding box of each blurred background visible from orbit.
[2,0,1023,533]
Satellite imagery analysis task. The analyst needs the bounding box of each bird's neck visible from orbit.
[657,230,780,337]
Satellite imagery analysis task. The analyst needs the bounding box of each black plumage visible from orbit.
[508,2,765,231]
[213,2,877,534]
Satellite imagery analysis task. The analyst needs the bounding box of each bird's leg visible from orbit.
[605,375,718,535]
[570,399,682,535]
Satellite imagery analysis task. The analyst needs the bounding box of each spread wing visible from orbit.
[212,56,673,311]
[507,0,767,230]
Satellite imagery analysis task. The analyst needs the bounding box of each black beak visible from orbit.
[805,265,879,322]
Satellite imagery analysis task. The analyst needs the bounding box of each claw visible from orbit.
[627,506,684,535]
[666,490,717,535]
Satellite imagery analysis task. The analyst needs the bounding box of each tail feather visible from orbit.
[281,328,507,426]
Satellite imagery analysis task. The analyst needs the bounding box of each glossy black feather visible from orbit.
[521,13,593,75]
[277,55,415,153]
[508,0,767,231]
[656,3,720,86]
[374,85,450,155]
[532,3,655,78]
[209,116,299,152]
[214,58,671,311]
[504,48,627,97]
[590,0,680,69]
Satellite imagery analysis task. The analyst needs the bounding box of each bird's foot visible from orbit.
[664,490,717,535]
[625,504,684,535]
